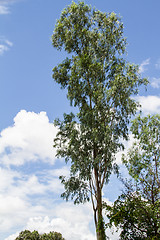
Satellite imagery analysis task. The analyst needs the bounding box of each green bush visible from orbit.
[15,230,65,240]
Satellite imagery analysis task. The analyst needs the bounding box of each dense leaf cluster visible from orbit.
[15,230,65,240]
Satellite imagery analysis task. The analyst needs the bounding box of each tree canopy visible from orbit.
[52,2,148,239]
[15,230,65,240]
[106,114,160,239]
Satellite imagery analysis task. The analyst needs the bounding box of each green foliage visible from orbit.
[40,231,65,240]
[52,1,148,239]
[59,175,90,204]
[106,114,160,239]
[106,181,160,239]
[123,114,160,185]
[15,230,39,240]
[15,230,65,240]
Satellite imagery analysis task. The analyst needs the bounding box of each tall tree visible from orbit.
[52,2,148,239]
[106,114,160,239]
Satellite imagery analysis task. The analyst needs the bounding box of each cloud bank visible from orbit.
[0,110,57,166]
[1,106,159,239]
[0,110,97,240]
[137,95,160,114]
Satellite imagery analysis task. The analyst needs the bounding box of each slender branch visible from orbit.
[100,160,108,189]
[151,174,156,206]
[91,173,97,196]
[154,155,160,188]
[89,178,97,228]
[131,222,147,235]
[89,179,96,211]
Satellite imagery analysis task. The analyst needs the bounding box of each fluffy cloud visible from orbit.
[0,167,72,239]
[1,167,119,240]
[5,202,120,240]
[0,110,66,237]
[0,110,57,166]
[26,203,96,240]
[5,203,97,240]
[0,110,89,239]
[136,95,160,114]
[0,110,119,240]
[139,58,150,73]
[0,167,63,233]
[1,106,157,240]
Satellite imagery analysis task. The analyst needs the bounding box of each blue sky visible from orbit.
[0,0,160,239]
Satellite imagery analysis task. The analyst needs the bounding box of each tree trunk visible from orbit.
[96,190,106,240]
[94,167,106,240]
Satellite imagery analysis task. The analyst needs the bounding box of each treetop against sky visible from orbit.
[0,0,160,239]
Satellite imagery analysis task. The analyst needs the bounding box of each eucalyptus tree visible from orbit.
[106,114,160,239]
[52,2,148,239]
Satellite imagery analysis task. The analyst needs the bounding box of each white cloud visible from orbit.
[139,58,150,73]
[0,0,24,15]
[0,110,57,166]
[0,192,40,232]
[0,5,9,13]
[0,110,69,237]
[4,232,19,240]
[0,38,13,55]
[151,77,160,88]
[136,95,160,114]
[0,110,121,240]
[5,207,120,240]
[0,168,19,193]
[0,110,66,236]
[26,203,96,240]
[0,169,115,239]
[0,167,65,234]
[0,44,9,54]
[5,203,96,240]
